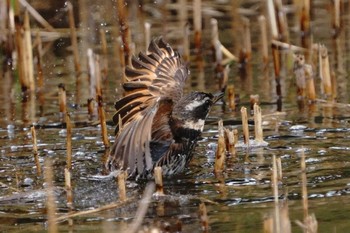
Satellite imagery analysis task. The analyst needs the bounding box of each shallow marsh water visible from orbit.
[1,0,350,232]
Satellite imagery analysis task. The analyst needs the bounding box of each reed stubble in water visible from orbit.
[214,119,226,173]
[117,171,127,202]
[240,107,249,146]
[154,166,164,196]
[67,1,81,75]
[30,126,41,176]
[44,159,58,233]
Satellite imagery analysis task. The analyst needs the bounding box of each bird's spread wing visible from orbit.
[108,38,189,176]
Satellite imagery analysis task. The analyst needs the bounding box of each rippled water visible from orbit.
[1,0,350,232]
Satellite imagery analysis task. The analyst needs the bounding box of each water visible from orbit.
[1,0,350,232]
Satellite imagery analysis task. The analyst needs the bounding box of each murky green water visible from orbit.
[1,0,350,232]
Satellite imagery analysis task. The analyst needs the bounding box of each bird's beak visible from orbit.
[212,92,224,103]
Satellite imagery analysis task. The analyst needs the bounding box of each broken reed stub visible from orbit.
[199,202,209,232]
[117,171,127,202]
[227,85,235,110]
[97,95,110,148]
[319,45,332,99]
[224,127,236,156]
[31,126,41,176]
[65,112,72,171]
[253,103,264,143]
[154,166,164,196]
[64,168,73,208]
[240,107,250,146]
[214,120,226,173]
[44,159,58,233]
[58,84,67,115]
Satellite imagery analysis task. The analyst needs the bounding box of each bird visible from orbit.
[106,38,223,179]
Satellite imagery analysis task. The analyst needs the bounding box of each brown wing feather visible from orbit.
[108,37,188,176]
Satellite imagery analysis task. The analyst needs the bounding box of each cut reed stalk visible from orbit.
[154,166,164,196]
[183,22,190,62]
[64,168,73,208]
[65,112,72,170]
[99,28,108,79]
[332,0,341,37]
[240,107,249,146]
[67,2,81,75]
[19,0,55,31]
[31,126,41,176]
[267,0,278,39]
[258,15,269,65]
[117,171,127,202]
[300,149,308,225]
[272,154,280,233]
[58,84,67,115]
[35,31,44,112]
[253,104,264,143]
[87,48,96,100]
[271,44,282,111]
[193,0,202,52]
[15,15,28,92]
[116,0,131,66]
[250,95,259,114]
[144,22,151,51]
[227,85,235,110]
[199,202,209,232]
[224,127,236,156]
[97,95,110,148]
[276,157,282,181]
[319,45,332,99]
[23,9,35,92]
[44,159,58,233]
[94,54,102,98]
[242,17,251,60]
[87,98,95,119]
[214,119,226,173]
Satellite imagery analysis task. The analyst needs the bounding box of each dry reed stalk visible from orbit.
[250,95,259,114]
[214,120,226,173]
[35,31,44,111]
[242,17,251,60]
[99,29,108,79]
[319,45,332,98]
[183,23,190,62]
[128,183,155,233]
[58,84,67,115]
[274,0,289,42]
[224,128,236,156]
[332,0,341,37]
[154,166,164,196]
[65,112,72,170]
[240,107,249,146]
[15,15,28,92]
[117,171,127,202]
[300,0,311,51]
[67,2,81,75]
[87,98,95,119]
[267,0,278,39]
[64,168,73,208]
[300,149,308,225]
[23,10,35,92]
[193,0,202,52]
[116,0,131,66]
[94,54,102,98]
[276,157,282,181]
[31,126,41,176]
[271,40,307,52]
[97,95,110,148]
[253,104,264,143]
[19,0,55,31]
[144,22,151,51]
[199,202,209,232]
[272,154,280,233]
[227,85,235,110]
[87,48,96,100]
[117,36,126,82]
[258,15,269,64]
[44,159,58,233]
[271,44,282,111]
[56,197,136,222]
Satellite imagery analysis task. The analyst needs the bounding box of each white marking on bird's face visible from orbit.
[184,97,211,111]
[183,119,205,131]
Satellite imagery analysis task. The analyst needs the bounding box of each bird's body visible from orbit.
[106,38,222,179]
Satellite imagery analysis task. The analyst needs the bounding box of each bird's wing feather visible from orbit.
[108,38,188,175]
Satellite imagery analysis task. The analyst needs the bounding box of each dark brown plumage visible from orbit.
[106,38,223,179]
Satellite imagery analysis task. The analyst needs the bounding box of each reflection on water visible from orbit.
[1,0,350,232]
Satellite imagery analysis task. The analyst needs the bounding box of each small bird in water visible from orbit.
[106,38,223,179]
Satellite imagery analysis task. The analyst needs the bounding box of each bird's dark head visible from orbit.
[172,91,223,132]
